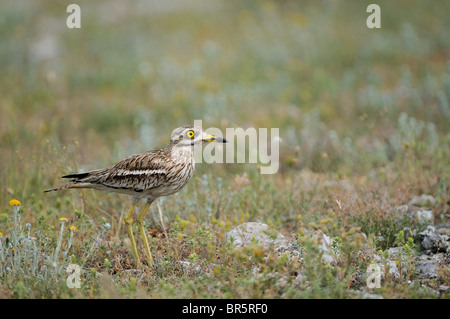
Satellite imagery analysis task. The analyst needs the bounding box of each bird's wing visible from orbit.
[45,150,171,193]
[97,150,170,191]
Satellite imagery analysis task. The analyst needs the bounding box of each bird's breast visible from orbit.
[167,152,195,185]
[148,147,195,197]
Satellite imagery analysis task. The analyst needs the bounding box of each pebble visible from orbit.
[225,222,287,250]
[415,253,444,279]
[419,226,448,253]
[409,194,436,208]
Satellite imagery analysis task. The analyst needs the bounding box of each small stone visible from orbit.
[416,253,444,279]
[437,227,450,236]
[386,261,400,279]
[395,204,434,224]
[225,222,287,250]
[359,292,384,299]
[438,285,449,293]
[416,210,434,224]
[318,233,334,264]
[372,246,416,280]
[274,242,301,261]
[436,222,450,236]
[395,205,411,214]
[419,226,448,253]
[178,261,202,275]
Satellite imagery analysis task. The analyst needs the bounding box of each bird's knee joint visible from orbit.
[124,216,134,225]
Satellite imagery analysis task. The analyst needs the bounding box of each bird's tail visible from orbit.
[43,182,93,193]
[44,187,59,193]
[44,170,103,193]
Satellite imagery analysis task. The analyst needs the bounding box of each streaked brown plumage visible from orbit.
[45,125,227,266]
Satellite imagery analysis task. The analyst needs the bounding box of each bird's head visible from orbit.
[170,125,227,148]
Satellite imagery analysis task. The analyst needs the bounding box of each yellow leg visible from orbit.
[136,201,154,266]
[124,203,140,265]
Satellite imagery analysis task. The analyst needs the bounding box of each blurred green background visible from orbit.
[0,0,449,203]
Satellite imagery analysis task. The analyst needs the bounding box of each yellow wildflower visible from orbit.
[69,226,77,232]
[59,217,68,223]
[9,199,21,206]
[0,232,2,236]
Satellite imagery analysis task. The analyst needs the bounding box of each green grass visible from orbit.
[0,0,449,298]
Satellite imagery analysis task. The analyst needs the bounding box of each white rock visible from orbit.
[396,203,434,224]
[225,222,287,249]
[419,226,448,252]
[416,253,445,279]
[416,210,434,224]
[300,231,336,264]
[359,292,384,299]
[395,205,411,214]
[386,261,400,279]
[318,233,334,264]
[409,194,436,207]
[372,247,416,280]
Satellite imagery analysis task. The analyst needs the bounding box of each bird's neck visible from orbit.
[166,143,195,166]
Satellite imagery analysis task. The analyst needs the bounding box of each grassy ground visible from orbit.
[0,0,449,298]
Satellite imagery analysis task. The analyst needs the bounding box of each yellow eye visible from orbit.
[186,130,195,138]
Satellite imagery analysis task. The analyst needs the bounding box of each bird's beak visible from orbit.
[215,136,228,143]
[202,134,228,143]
